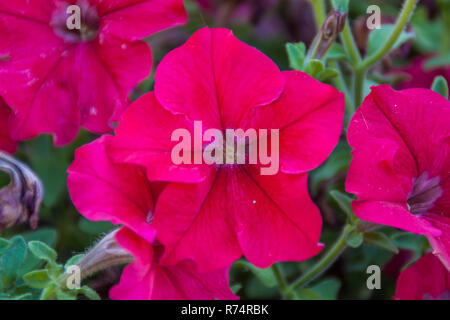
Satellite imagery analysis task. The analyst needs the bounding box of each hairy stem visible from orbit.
[286,225,352,295]
[357,0,418,71]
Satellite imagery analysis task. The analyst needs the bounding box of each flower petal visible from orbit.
[0,12,70,142]
[155,166,323,271]
[242,71,345,173]
[155,168,242,272]
[394,253,450,300]
[352,200,441,236]
[0,98,17,153]
[424,213,450,271]
[98,0,187,41]
[67,135,156,243]
[154,27,285,130]
[233,167,323,268]
[110,227,237,300]
[109,92,211,183]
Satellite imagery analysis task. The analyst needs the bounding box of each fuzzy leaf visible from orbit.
[364,231,399,254]
[286,42,306,71]
[0,238,11,255]
[23,270,51,289]
[367,25,415,57]
[304,59,324,77]
[330,190,356,223]
[64,254,85,269]
[28,241,57,263]
[0,236,27,288]
[431,76,449,99]
[326,44,348,61]
[346,228,363,248]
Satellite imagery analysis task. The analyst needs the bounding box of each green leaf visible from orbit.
[304,59,324,78]
[329,190,356,223]
[310,141,351,193]
[0,236,27,288]
[326,43,348,61]
[65,254,84,269]
[19,228,57,275]
[56,288,77,300]
[27,135,69,207]
[346,228,363,248]
[40,285,56,300]
[317,68,339,81]
[248,264,277,288]
[367,24,415,57]
[310,278,341,300]
[411,8,442,52]
[392,233,428,252]
[11,293,33,300]
[0,238,11,255]
[234,261,277,288]
[79,285,101,300]
[364,231,399,254]
[23,270,51,289]
[431,76,449,99]
[28,241,57,263]
[78,218,114,235]
[294,288,321,300]
[286,42,306,71]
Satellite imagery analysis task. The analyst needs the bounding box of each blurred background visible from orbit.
[1,0,449,299]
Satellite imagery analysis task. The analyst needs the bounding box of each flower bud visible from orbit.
[0,152,44,231]
[308,8,347,59]
[75,230,133,280]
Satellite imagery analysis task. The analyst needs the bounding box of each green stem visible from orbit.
[271,264,290,299]
[353,68,366,109]
[352,0,417,108]
[286,225,352,295]
[357,0,418,71]
[309,0,326,30]
[340,20,362,66]
[329,60,354,114]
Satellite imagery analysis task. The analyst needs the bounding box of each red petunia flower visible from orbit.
[394,253,450,300]
[346,85,450,270]
[0,97,16,153]
[395,57,450,90]
[0,0,186,145]
[109,27,345,272]
[67,136,236,300]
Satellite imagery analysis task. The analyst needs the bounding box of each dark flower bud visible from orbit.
[0,152,44,231]
[308,8,347,59]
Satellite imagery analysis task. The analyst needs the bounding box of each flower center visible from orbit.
[407,172,442,215]
[51,1,99,43]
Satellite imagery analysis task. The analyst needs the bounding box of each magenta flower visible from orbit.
[0,0,186,145]
[110,227,237,300]
[395,57,450,90]
[0,98,16,153]
[109,27,345,272]
[394,253,450,300]
[346,85,450,270]
[67,136,236,300]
